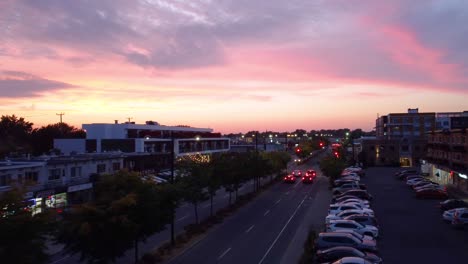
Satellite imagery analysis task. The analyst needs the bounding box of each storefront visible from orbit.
[67,182,93,205]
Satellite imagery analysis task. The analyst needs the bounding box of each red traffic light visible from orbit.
[296,148,301,153]
[319,142,324,147]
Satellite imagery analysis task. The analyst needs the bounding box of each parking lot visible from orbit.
[362,167,468,263]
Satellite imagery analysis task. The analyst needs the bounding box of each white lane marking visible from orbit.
[258,195,307,264]
[293,180,301,188]
[264,210,270,216]
[176,215,189,222]
[245,225,255,233]
[217,247,232,260]
[285,191,290,195]
[49,255,70,264]
[275,199,281,205]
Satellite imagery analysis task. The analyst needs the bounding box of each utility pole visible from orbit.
[126,117,133,123]
[56,112,65,123]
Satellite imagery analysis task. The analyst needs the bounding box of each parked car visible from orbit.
[333,185,367,195]
[333,195,372,204]
[329,204,373,216]
[415,188,448,199]
[326,209,374,224]
[315,232,378,253]
[443,208,468,223]
[315,246,382,264]
[339,175,361,182]
[335,198,370,206]
[328,229,376,243]
[406,178,429,186]
[344,214,379,228]
[335,201,370,209]
[439,199,468,211]
[333,190,373,202]
[326,219,379,238]
[414,185,445,193]
[283,174,296,183]
[291,170,302,177]
[330,256,374,264]
[395,169,419,180]
[452,210,468,228]
[334,179,360,187]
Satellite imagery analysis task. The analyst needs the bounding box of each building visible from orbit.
[424,127,468,193]
[0,153,125,214]
[358,108,435,167]
[435,111,468,130]
[55,122,230,156]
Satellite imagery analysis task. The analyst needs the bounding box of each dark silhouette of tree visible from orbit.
[56,171,172,264]
[31,123,85,155]
[0,115,34,157]
[0,187,55,264]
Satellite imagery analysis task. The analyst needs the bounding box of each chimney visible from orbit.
[115,120,118,124]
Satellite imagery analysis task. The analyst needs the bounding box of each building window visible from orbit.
[112,162,121,171]
[97,164,106,173]
[0,174,12,186]
[401,145,409,151]
[25,171,39,183]
[71,167,82,177]
[49,169,63,181]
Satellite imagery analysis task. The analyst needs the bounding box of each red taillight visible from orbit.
[302,177,305,180]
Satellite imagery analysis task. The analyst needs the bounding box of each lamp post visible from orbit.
[170,132,175,246]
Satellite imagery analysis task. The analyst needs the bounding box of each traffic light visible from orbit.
[319,142,324,147]
[296,147,302,154]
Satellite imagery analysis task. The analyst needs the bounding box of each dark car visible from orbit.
[315,246,382,264]
[283,174,296,183]
[306,169,317,177]
[333,190,373,202]
[302,175,314,184]
[344,214,379,228]
[439,199,468,211]
[396,170,420,180]
[315,232,378,253]
[334,179,360,187]
[415,188,448,199]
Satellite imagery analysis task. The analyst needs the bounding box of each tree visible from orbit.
[0,187,55,264]
[31,123,85,155]
[56,171,172,264]
[319,155,347,186]
[0,115,33,157]
[177,159,210,224]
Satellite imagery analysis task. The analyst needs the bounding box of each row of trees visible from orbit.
[0,151,291,264]
[0,115,85,158]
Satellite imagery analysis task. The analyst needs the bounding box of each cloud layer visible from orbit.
[0,0,467,131]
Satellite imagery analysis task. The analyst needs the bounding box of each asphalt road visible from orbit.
[361,167,468,264]
[168,156,331,264]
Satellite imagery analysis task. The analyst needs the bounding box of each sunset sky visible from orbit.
[1,0,467,133]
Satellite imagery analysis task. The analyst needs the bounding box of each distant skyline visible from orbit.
[1,0,467,133]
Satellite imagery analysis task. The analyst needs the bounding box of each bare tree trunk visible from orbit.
[210,194,214,217]
[134,238,139,264]
[194,202,199,224]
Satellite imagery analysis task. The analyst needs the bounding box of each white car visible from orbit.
[326,219,379,238]
[443,207,468,222]
[329,204,369,215]
[326,209,374,224]
[406,178,428,186]
[335,201,371,209]
[336,198,370,206]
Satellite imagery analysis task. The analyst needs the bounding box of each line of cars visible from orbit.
[395,169,448,199]
[396,169,468,229]
[283,169,317,184]
[314,166,383,264]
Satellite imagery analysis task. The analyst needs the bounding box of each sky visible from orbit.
[0,0,467,133]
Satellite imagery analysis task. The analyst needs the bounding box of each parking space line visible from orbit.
[264,210,270,216]
[275,199,281,205]
[245,225,255,233]
[176,215,189,222]
[217,247,232,260]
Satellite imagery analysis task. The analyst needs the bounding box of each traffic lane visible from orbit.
[266,176,329,264]
[225,179,324,264]
[362,167,468,264]
[168,179,307,264]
